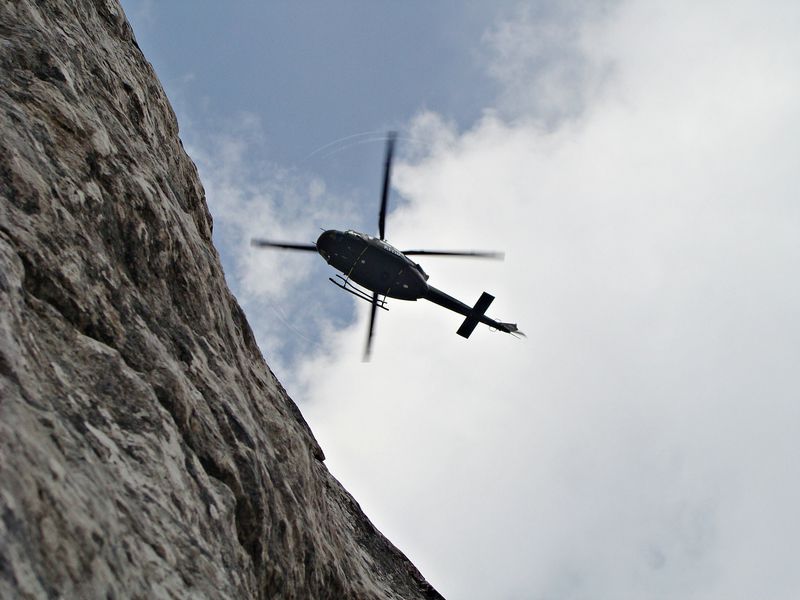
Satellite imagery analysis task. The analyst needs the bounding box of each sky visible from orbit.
[120,2,800,599]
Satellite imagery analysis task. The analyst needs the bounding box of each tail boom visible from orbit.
[424,286,523,339]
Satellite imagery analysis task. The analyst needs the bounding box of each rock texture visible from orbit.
[0,2,443,598]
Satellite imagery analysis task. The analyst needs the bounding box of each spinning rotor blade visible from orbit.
[363,292,380,362]
[378,131,396,240]
[402,249,505,260]
[250,239,317,251]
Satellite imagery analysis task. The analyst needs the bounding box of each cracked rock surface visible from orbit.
[0,1,442,598]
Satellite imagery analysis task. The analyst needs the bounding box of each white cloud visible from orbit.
[481,1,614,126]
[186,114,363,377]
[295,2,800,599]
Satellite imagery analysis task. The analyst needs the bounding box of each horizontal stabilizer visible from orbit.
[456,292,494,339]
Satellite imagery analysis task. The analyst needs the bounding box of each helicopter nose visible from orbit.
[316,230,337,260]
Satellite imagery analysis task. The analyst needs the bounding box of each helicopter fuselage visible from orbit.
[315,229,429,300]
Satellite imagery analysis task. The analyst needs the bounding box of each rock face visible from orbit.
[0,2,443,598]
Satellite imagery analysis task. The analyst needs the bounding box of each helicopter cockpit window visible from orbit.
[414,262,430,281]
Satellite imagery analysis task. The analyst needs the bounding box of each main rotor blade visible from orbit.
[402,249,505,260]
[250,239,317,251]
[378,131,396,240]
[363,292,380,362]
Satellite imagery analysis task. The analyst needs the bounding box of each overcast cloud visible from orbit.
[297,3,800,599]
[123,0,800,598]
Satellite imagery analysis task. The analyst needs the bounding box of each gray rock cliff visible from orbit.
[0,1,443,598]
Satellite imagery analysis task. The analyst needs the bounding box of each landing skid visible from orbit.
[329,274,389,311]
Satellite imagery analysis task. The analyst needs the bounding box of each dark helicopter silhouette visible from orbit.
[251,132,523,360]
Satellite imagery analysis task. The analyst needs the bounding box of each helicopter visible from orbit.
[251,132,523,359]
